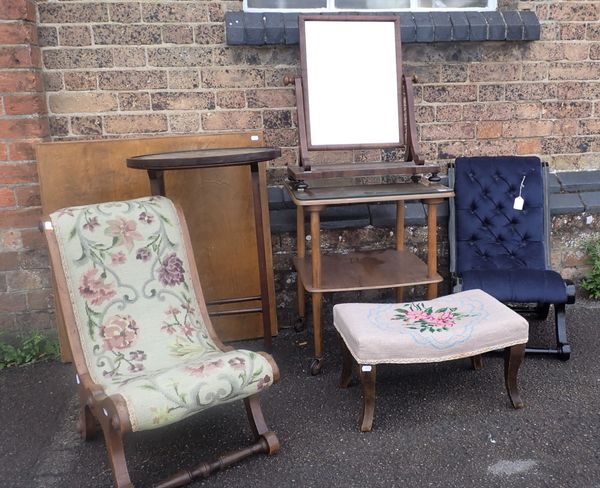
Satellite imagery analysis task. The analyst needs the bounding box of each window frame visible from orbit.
[243,0,497,13]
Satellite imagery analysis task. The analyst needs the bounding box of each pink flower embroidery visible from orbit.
[157,253,185,286]
[101,314,138,351]
[228,357,246,371]
[111,252,126,266]
[79,268,116,305]
[257,374,271,390]
[105,217,143,252]
[405,309,432,322]
[138,211,154,224]
[161,323,176,334]
[83,216,100,232]
[429,311,455,327]
[165,305,180,316]
[136,248,151,262]
[185,359,224,377]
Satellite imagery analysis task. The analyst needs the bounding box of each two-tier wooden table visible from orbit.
[286,181,454,374]
[127,147,281,351]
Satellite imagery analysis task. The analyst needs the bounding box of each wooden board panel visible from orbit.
[37,132,278,359]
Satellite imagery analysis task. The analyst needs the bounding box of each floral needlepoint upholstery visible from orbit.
[333,289,528,364]
[50,197,274,432]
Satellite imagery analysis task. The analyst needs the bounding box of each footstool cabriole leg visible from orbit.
[504,343,526,409]
[339,337,353,388]
[471,354,483,371]
[359,364,377,432]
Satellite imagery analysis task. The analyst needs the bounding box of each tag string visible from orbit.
[518,176,526,198]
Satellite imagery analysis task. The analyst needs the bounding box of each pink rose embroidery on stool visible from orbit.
[392,303,473,333]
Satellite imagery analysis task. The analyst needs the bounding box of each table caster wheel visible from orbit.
[294,317,306,332]
[310,358,323,376]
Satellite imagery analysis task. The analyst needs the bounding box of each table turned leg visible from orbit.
[359,365,377,432]
[395,201,405,303]
[147,169,166,196]
[251,163,272,352]
[295,206,306,331]
[309,206,324,375]
[426,199,443,300]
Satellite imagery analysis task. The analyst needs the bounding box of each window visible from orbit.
[244,0,496,12]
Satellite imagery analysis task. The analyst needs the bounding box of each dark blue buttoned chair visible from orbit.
[448,156,575,360]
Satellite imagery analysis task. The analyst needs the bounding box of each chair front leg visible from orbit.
[504,344,526,409]
[244,395,280,454]
[101,419,133,488]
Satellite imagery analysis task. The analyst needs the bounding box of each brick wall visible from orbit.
[0,0,51,335]
[1,0,599,334]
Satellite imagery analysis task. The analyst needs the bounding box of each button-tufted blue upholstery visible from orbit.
[454,156,568,304]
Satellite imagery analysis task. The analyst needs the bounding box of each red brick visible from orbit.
[469,63,521,82]
[0,188,16,207]
[0,292,26,313]
[435,105,463,122]
[201,111,261,131]
[549,62,600,81]
[6,269,49,291]
[516,139,542,155]
[0,47,40,69]
[476,122,503,139]
[0,229,22,251]
[20,228,45,250]
[7,140,39,161]
[4,94,46,115]
[549,3,600,22]
[0,71,43,92]
[0,0,36,21]
[0,251,18,271]
[0,162,37,184]
[0,23,37,45]
[542,101,593,119]
[503,120,553,138]
[0,142,7,160]
[14,185,39,207]
[27,289,52,311]
[0,118,49,138]
[0,207,41,228]
[420,122,475,141]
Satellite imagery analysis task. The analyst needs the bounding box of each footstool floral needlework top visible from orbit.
[51,197,274,431]
[393,302,473,333]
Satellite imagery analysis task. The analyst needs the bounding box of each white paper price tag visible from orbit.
[513,196,524,210]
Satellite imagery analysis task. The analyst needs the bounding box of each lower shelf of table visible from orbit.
[293,249,442,293]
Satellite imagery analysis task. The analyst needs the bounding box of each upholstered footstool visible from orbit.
[333,289,529,432]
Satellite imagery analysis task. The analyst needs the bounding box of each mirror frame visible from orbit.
[299,15,405,151]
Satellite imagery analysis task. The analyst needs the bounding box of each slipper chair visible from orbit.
[43,196,280,487]
[448,156,575,360]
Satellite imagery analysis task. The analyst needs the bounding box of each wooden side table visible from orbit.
[286,182,454,374]
[127,147,281,351]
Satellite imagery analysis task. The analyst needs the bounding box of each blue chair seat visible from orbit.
[460,269,568,304]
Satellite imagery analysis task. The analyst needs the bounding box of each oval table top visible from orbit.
[127,147,282,170]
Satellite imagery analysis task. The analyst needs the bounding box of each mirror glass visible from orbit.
[302,19,402,148]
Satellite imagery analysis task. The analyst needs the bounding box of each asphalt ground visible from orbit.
[1,301,599,488]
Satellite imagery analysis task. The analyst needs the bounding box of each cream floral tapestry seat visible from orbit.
[44,196,280,488]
